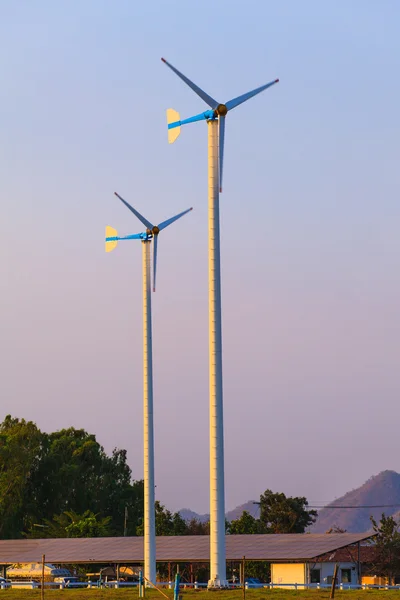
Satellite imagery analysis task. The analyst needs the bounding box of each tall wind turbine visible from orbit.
[162,58,278,588]
[105,192,192,584]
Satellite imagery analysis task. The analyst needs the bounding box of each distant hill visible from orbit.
[312,470,400,532]
[226,501,260,522]
[179,471,400,533]
[179,501,260,524]
[178,508,209,523]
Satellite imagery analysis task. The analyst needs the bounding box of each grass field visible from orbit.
[1,590,400,600]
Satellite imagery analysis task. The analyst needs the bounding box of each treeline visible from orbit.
[0,415,318,540]
[0,415,144,538]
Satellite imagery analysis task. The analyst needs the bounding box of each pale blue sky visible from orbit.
[1,0,400,513]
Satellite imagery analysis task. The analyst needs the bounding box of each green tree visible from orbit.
[229,511,261,534]
[259,489,317,533]
[0,416,43,538]
[26,510,112,538]
[185,518,209,535]
[370,513,400,584]
[26,427,144,536]
[0,416,144,538]
[136,501,187,536]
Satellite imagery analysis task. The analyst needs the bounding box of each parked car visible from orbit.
[54,577,80,587]
[0,577,11,588]
[245,578,263,588]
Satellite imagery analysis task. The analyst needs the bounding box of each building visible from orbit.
[271,545,381,588]
[0,532,373,584]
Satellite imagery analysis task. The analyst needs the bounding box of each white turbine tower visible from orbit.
[162,58,279,589]
[105,192,192,584]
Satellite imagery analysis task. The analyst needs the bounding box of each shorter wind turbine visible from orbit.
[106,192,192,584]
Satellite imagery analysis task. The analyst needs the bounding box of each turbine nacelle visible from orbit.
[106,192,192,292]
[215,104,228,117]
[162,57,279,191]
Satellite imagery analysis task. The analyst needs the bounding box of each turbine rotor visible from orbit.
[215,104,228,117]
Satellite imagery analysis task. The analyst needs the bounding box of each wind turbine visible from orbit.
[105,192,192,584]
[162,58,279,589]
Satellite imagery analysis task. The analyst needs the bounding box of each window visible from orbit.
[310,569,321,584]
[341,569,351,583]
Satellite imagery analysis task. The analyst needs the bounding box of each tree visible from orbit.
[0,416,43,538]
[25,510,112,538]
[370,513,400,584]
[259,489,317,533]
[326,525,347,533]
[26,426,144,536]
[0,416,144,538]
[185,518,209,535]
[136,501,187,536]
[229,511,261,534]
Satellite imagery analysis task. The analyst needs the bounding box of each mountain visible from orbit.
[178,508,209,523]
[311,470,400,532]
[179,471,400,533]
[226,501,259,522]
[178,501,260,524]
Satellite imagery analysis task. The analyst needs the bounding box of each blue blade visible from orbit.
[105,233,144,242]
[114,192,154,230]
[153,234,158,292]
[219,115,225,193]
[225,78,279,111]
[157,207,193,231]
[168,110,214,130]
[161,58,218,109]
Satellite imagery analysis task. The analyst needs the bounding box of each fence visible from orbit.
[2,580,400,591]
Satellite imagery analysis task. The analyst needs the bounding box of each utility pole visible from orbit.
[124,506,128,537]
[41,554,45,600]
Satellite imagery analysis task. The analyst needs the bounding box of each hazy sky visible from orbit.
[2,1,400,514]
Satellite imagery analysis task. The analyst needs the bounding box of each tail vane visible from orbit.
[105,226,118,252]
[167,109,181,144]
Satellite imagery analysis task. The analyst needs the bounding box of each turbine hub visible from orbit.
[152,226,160,235]
[216,104,228,116]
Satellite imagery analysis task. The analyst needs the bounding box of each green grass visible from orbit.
[1,590,400,600]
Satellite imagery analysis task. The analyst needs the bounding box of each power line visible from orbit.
[308,504,400,510]
[253,501,400,510]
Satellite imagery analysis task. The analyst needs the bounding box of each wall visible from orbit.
[271,563,306,588]
[271,562,358,587]
[313,562,358,585]
[362,576,388,586]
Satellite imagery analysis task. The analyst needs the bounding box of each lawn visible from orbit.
[1,590,400,600]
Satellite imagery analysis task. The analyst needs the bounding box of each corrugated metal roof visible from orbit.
[0,533,372,564]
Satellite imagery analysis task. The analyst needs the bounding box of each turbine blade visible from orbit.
[225,78,279,111]
[114,192,154,230]
[219,115,226,193]
[153,234,158,292]
[105,226,118,252]
[157,207,193,231]
[161,58,218,109]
